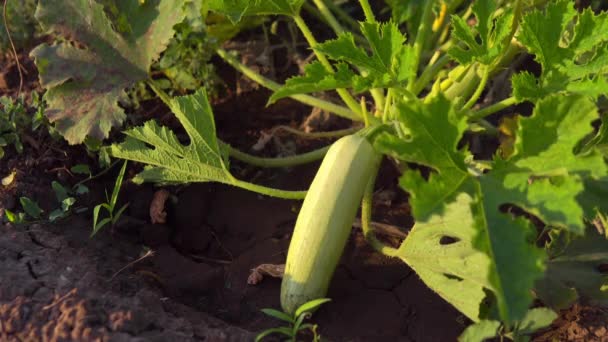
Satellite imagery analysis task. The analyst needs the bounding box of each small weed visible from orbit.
[0,93,47,160]
[256,298,330,342]
[91,161,129,236]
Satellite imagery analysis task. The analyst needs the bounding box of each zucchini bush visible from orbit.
[31,0,608,340]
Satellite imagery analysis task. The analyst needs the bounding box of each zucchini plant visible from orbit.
[31,0,608,340]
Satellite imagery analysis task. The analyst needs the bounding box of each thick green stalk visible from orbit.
[224,143,330,168]
[469,97,518,121]
[230,178,307,199]
[412,54,451,96]
[408,0,435,92]
[463,66,490,110]
[323,0,360,32]
[361,156,399,257]
[216,49,359,121]
[358,0,375,23]
[316,0,384,110]
[270,125,360,139]
[292,14,363,118]
[312,0,344,34]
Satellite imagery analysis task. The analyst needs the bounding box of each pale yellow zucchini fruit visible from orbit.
[280,134,380,314]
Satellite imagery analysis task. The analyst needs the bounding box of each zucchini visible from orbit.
[280,134,380,314]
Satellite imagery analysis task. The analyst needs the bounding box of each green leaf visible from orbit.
[254,327,293,342]
[294,298,331,318]
[458,320,500,342]
[535,228,608,310]
[20,197,42,219]
[4,209,22,223]
[52,181,69,202]
[395,191,490,321]
[260,308,294,323]
[316,22,413,79]
[112,203,129,224]
[495,95,607,233]
[71,164,91,176]
[375,95,469,220]
[74,184,90,195]
[30,0,187,144]
[110,161,128,208]
[516,308,557,336]
[376,95,601,323]
[271,21,415,101]
[61,197,76,212]
[110,89,234,185]
[268,62,381,104]
[448,0,513,65]
[49,209,66,222]
[515,1,608,101]
[208,0,304,23]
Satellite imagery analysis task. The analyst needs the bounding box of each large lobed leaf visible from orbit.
[536,229,608,310]
[375,94,607,324]
[110,89,234,185]
[448,0,513,65]
[514,0,608,101]
[269,21,415,103]
[30,0,187,144]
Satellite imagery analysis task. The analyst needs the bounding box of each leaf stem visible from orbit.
[462,66,489,110]
[358,0,376,23]
[230,178,307,199]
[412,54,451,96]
[361,156,399,257]
[322,0,360,32]
[408,0,435,92]
[215,49,359,121]
[469,97,518,120]
[317,0,384,110]
[223,143,330,168]
[312,0,344,34]
[292,14,363,118]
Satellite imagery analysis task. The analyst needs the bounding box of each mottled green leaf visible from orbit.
[30,0,187,144]
[376,95,546,324]
[515,1,608,101]
[536,229,608,310]
[448,0,513,65]
[208,0,304,23]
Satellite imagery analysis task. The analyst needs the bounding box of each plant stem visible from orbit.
[224,143,330,168]
[73,159,121,188]
[231,178,307,199]
[408,0,435,92]
[292,14,363,118]
[270,125,360,139]
[312,0,344,34]
[323,0,360,32]
[462,66,489,110]
[216,49,359,121]
[317,0,384,110]
[147,79,332,169]
[361,156,399,257]
[469,96,518,120]
[358,0,376,23]
[412,54,451,96]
